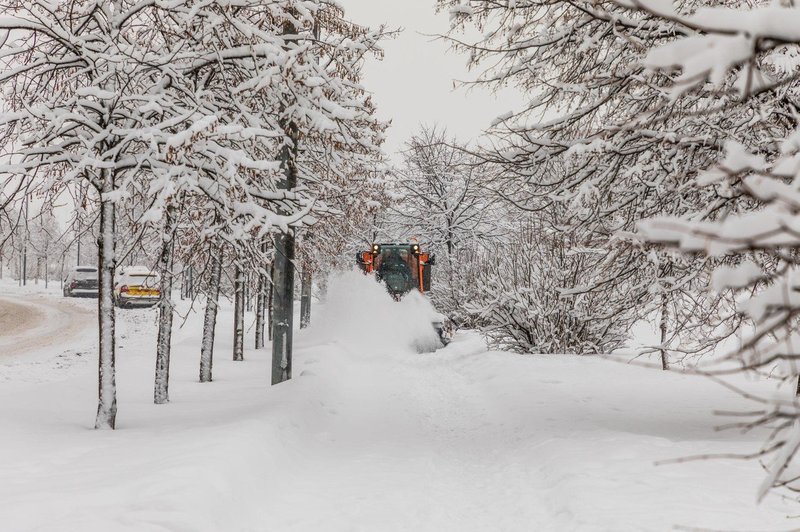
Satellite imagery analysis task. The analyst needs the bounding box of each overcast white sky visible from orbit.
[343,0,522,159]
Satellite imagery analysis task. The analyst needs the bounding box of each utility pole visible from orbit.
[271,16,300,385]
[271,140,297,384]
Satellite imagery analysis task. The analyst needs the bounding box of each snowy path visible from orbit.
[269,338,554,530]
[0,277,796,531]
[271,336,794,531]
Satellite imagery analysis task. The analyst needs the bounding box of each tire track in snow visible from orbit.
[0,297,44,339]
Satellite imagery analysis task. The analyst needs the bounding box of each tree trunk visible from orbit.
[300,267,312,329]
[95,171,117,430]
[187,266,194,300]
[255,261,267,349]
[200,241,223,382]
[446,213,454,256]
[246,273,252,312]
[268,262,274,342]
[271,230,295,383]
[180,267,186,300]
[233,263,245,361]
[660,290,669,371]
[154,203,177,404]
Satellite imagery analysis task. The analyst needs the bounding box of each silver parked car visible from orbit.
[63,266,99,298]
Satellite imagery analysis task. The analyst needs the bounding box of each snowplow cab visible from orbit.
[356,243,436,299]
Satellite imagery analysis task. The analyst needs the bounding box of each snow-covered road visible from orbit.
[0,296,42,337]
[0,293,95,357]
[0,274,795,531]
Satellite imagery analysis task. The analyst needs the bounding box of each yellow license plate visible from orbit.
[129,288,158,296]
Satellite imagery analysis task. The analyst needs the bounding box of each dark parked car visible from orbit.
[63,266,99,298]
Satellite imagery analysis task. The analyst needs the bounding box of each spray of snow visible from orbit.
[310,270,441,354]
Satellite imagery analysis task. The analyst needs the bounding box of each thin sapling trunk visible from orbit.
[300,267,312,329]
[154,203,177,404]
[95,170,117,430]
[233,263,245,361]
[200,241,223,382]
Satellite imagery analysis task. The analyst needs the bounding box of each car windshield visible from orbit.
[381,268,412,293]
[376,246,416,294]
[129,274,158,287]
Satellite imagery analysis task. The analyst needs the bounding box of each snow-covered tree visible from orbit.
[436,0,773,355]
[0,1,182,426]
[0,0,388,425]
[465,211,631,353]
[26,208,64,286]
[268,3,390,338]
[385,127,505,327]
[591,0,800,501]
[145,0,388,387]
[294,160,389,327]
[391,127,500,255]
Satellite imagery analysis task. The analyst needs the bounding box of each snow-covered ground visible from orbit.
[0,273,795,531]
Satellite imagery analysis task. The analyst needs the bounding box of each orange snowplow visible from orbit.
[356,242,453,346]
[356,243,434,297]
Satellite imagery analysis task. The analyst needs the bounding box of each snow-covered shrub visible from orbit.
[465,218,631,354]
